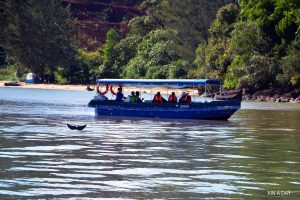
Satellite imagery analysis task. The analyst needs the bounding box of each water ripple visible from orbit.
[1,89,300,199]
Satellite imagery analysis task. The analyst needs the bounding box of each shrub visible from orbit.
[0,65,25,81]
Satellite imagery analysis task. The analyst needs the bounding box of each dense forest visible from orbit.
[0,0,299,91]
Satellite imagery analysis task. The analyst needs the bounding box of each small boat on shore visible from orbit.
[88,79,241,120]
[4,82,21,86]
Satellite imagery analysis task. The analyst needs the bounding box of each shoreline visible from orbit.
[1,81,300,103]
[0,81,87,91]
[0,81,192,94]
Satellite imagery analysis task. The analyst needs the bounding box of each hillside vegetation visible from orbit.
[0,0,299,91]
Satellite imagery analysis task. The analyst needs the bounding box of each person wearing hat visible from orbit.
[179,91,192,104]
[179,92,187,103]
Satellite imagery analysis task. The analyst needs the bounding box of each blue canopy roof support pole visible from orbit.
[204,83,207,102]
[207,85,213,100]
[192,84,195,103]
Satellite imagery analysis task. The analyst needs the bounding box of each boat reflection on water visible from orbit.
[93,115,237,127]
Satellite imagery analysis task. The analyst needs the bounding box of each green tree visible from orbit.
[195,3,239,80]
[209,3,240,40]
[114,35,143,74]
[158,0,225,46]
[277,53,300,86]
[0,0,6,65]
[1,0,77,81]
[124,29,192,79]
[99,28,120,78]
[229,22,270,56]
[111,2,164,76]
[277,33,300,86]
[111,0,226,80]
[224,55,279,89]
[59,49,102,84]
[239,0,300,56]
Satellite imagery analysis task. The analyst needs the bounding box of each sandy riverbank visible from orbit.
[0,81,87,91]
[0,81,195,95]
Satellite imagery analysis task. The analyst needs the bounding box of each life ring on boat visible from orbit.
[96,83,109,95]
[109,84,122,95]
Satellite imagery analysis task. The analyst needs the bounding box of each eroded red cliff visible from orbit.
[63,0,145,50]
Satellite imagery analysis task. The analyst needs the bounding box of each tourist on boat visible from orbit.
[186,95,192,104]
[168,92,177,103]
[179,92,192,104]
[152,92,167,104]
[115,87,124,102]
[179,92,187,103]
[135,91,143,103]
[129,91,138,103]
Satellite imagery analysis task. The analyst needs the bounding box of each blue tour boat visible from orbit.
[88,79,241,120]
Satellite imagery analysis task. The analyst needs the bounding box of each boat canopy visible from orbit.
[96,79,221,88]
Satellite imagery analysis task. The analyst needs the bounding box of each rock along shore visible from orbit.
[242,88,300,103]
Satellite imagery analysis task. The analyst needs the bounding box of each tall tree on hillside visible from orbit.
[99,28,120,78]
[120,0,225,79]
[194,3,240,80]
[0,0,6,65]
[158,0,225,48]
[124,29,192,79]
[0,0,78,80]
[239,0,300,57]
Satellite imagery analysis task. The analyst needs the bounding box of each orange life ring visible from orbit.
[96,83,109,95]
[109,84,122,95]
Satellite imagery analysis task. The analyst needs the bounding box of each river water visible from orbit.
[0,87,299,200]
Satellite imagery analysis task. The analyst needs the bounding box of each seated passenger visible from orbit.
[179,92,187,103]
[115,87,124,102]
[179,92,192,104]
[135,91,143,103]
[152,92,167,104]
[168,92,177,103]
[129,91,137,103]
[186,95,192,104]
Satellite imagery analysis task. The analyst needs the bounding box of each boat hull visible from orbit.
[88,100,241,120]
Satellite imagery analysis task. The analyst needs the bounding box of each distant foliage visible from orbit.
[195,3,240,80]
[229,22,270,56]
[209,3,239,39]
[0,66,17,81]
[278,33,300,86]
[195,1,300,90]
[1,0,300,89]
[59,49,102,84]
[239,0,300,56]
[124,29,191,78]
[224,55,279,90]
[0,0,78,82]
[99,28,120,78]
